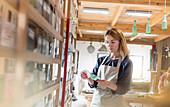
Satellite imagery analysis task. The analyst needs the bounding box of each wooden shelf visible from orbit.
[49,0,64,18]
[68,44,75,52]
[64,95,72,105]
[160,70,166,73]
[55,2,64,18]
[26,51,61,64]
[3,0,18,11]
[66,78,74,86]
[147,69,157,72]
[24,83,59,107]
[0,46,16,58]
[28,4,63,41]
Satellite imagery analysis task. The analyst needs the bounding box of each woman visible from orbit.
[158,67,170,94]
[81,28,133,107]
[157,67,170,107]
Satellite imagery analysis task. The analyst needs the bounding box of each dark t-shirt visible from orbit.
[89,56,133,95]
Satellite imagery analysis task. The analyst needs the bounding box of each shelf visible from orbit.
[48,0,64,18]
[26,51,61,64]
[147,69,157,72]
[55,2,64,18]
[24,83,59,107]
[66,78,74,86]
[64,95,72,105]
[68,62,74,67]
[0,46,16,58]
[160,70,166,73]
[68,44,75,52]
[2,0,18,11]
[28,4,63,41]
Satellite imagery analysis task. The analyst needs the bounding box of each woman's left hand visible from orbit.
[96,80,110,89]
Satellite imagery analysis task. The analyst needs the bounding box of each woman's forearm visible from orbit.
[87,78,94,86]
[107,81,117,91]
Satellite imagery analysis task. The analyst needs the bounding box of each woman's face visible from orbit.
[105,35,120,53]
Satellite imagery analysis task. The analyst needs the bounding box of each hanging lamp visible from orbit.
[98,44,107,52]
[98,38,107,52]
[162,0,167,31]
[87,41,95,53]
[132,20,137,36]
[146,0,151,34]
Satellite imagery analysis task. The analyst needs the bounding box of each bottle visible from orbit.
[162,13,167,31]
[146,18,151,34]
[132,20,137,36]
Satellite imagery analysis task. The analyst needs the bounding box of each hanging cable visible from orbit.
[149,0,150,14]
[165,0,166,12]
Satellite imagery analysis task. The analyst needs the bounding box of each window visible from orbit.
[130,55,144,80]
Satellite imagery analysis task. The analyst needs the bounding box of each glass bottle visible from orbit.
[146,18,151,34]
[162,13,167,31]
[132,20,137,36]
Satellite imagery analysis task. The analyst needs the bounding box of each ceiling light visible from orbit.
[142,34,160,37]
[86,30,104,34]
[126,10,152,17]
[87,42,95,53]
[98,44,107,52]
[123,32,132,35]
[83,7,109,14]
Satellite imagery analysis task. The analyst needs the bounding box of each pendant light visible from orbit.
[132,0,137,36]
[98,44,107,52]
[162,0,167,31]
[146,0,151,34]
[87,41,95,53]
[98,38,107,52]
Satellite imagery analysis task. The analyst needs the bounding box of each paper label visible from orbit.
[0,20,16,48]
[28,28,35,40]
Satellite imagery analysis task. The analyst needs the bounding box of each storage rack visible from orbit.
[0,0,65,107]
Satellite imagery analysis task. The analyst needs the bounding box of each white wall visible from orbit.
[74,41,152,95]
[75,41,103,95]
[127,44,152,82]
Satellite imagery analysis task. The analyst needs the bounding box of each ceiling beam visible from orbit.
[150,9,170,27]
[81,0,170,7]
[130,33,143,41]
[77,34,104,42]
[78,29,83,37]
[111,5,124,26]
[77,33,155,45]
[154,35,170,42]
[78,21,170,35]
[126,40,155,45]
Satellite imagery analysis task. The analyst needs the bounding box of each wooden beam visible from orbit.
[154,35,170,42]
[77,33,155,45]
[130,33,143,41]
[80,0,170,7]
[78,29,83,37]
[77,34,104,42]
[127,40,155,45]
[78,21,170,35]
[111,5,124,26]
[150,9,170,27]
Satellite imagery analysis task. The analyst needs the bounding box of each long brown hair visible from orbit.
[105,28,129,59]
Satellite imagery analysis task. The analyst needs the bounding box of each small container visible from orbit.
[80,70,90,78]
